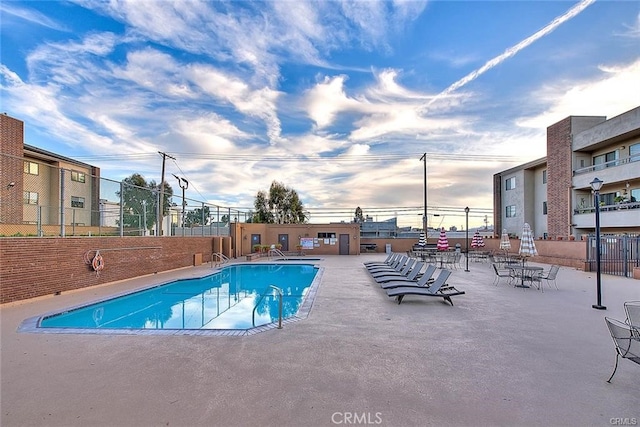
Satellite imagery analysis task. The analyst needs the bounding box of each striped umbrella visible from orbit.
[471,230,485,249]
[518,223,538,265]
[499,229,511,254]
[418,231,427,247]
[437,228,449,251]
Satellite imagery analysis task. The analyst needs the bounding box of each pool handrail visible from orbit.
[211,252,230,268]
[252,285,284,329]
[268,248,288,260]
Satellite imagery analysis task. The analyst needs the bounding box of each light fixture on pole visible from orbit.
[464,207,470,272]
[172,174,189,237]
[590,177,606,310]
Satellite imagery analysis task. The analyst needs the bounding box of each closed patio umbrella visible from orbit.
[471,230,485,249]
[499,229,511,254]
[418,231,426,247]
[518,223,538,265]
[437,228,449,251]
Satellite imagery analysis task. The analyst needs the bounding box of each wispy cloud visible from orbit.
[423,0,597,111]
[516,59,640,129]
[0,2,70,31]
[616,12,640,38]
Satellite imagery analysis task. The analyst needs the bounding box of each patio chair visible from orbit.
[364,253,395,266]
[386,269,465,306]
[604,317,640,382]
[370,258,416,279]
[366,256,407,274]
[374,262,425,283]
[379,264,437,289]
[539,265,560,290]
[492,263,513,286]
[624,301,640,339]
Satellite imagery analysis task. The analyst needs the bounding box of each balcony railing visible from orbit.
[573,153,640,176]
[574,201,640,215]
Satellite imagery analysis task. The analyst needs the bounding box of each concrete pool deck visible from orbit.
[1,255,638,426]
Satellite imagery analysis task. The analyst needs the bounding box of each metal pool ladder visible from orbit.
[268,248,288,260]
[211,252,230,267]
[252,285,284,329]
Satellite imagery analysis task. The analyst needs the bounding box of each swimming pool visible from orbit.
[27,263,321,335]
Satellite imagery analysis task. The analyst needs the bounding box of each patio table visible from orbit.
[508,266,544,288]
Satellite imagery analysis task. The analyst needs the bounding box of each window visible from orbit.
[24,161,39,175]
[600,192,617,206]
[505,177,515,190]
[542,170,547,184]
[71,171,86,183]
[631,188,639,202]
[543,201,547,215]
[505,205,516,218]
[71,196,85,208]
[23,191,38,205]
[630,143,640,158]
[593,151,618,170]
[317,232,336,238]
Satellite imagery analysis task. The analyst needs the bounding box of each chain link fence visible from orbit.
[0,153,250,237]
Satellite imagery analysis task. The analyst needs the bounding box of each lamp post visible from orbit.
[172,174,189,237]
[464,207,470,272]
[590,177,606,310]
[420,153,427,239]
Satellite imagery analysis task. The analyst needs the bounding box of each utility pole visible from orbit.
[157,151,175,236]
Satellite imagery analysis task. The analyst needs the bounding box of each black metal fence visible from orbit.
[586,234,640,277]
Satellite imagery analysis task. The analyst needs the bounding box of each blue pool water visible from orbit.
[39,264,319,331]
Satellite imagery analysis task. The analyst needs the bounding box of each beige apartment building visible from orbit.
[494,106,640,239]
[0,114,100,234]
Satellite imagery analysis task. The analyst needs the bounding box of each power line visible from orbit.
[72,151,528,163]
[170,159,209,202]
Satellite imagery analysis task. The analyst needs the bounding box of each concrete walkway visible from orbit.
[1,255,638,427]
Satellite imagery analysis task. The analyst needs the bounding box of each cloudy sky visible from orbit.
[1,0,639,230]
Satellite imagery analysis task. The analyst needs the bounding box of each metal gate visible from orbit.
[586,235,640,277]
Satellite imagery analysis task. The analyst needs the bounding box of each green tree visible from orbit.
[253,190,273,223]
[252,181,306,224]
[117,173,173,232]
[354,206,364,223]
[185,206,210,227]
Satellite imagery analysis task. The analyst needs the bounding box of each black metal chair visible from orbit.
[604,317,640,382]
[539,265,560,290]
[624,301,640,339]
[492,263,512,286]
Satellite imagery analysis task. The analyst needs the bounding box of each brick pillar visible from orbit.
[546,117,573,239]
[0,114,25,224]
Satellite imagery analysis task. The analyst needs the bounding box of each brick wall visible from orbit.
[361,237,587,269]
[0,114,25,224]
[0,236,227,304]
[546,117,572,239]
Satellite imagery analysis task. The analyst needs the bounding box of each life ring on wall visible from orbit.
[92,251,105,272]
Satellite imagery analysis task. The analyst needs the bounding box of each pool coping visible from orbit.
[17,262,325,337]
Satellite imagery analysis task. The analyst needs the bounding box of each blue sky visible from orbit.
[1,0,639,229]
